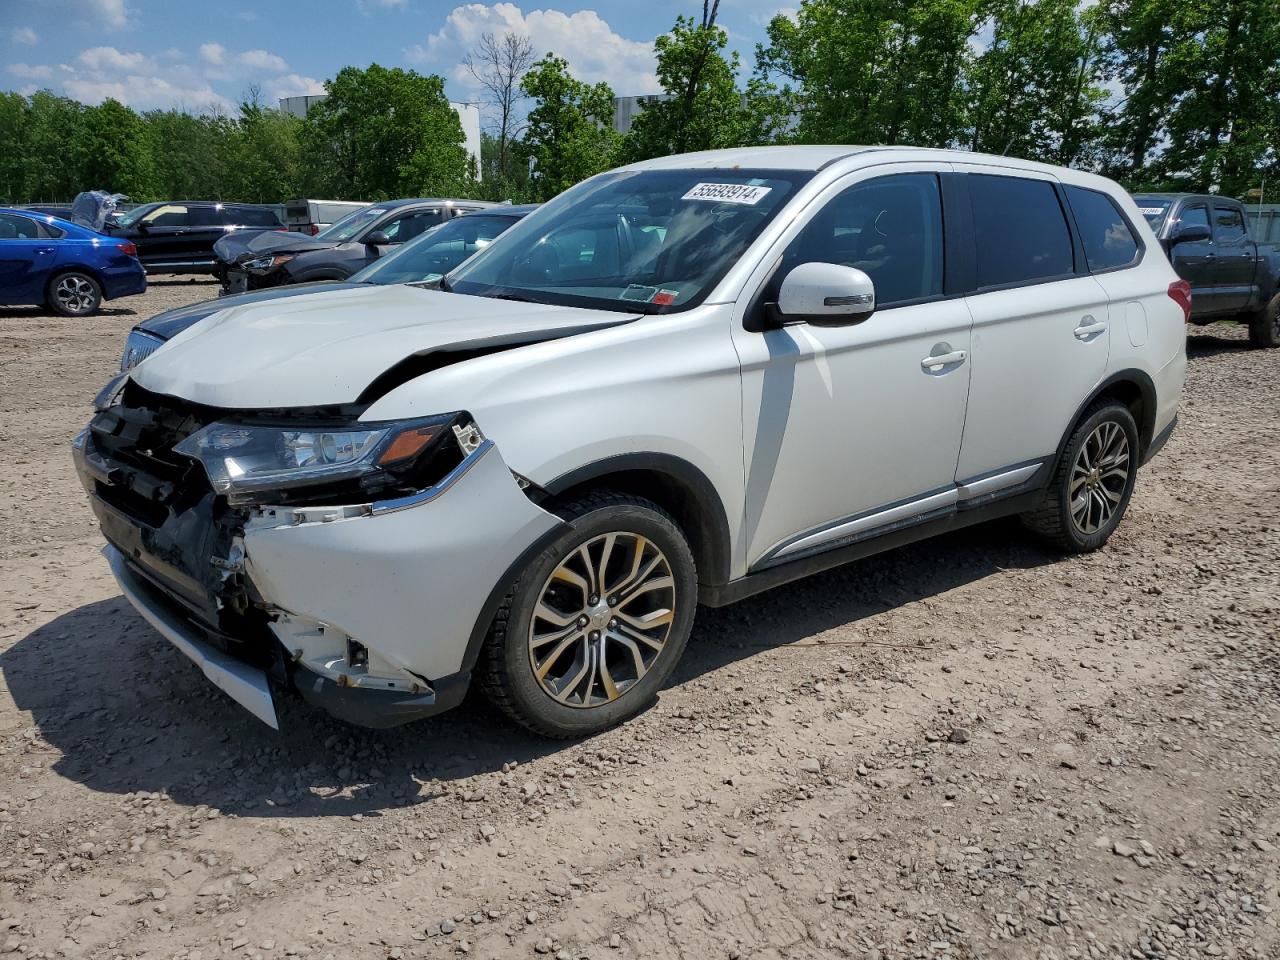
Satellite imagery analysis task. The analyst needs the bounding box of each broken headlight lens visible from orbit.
[174,415,455,499]
[243,253,295,273]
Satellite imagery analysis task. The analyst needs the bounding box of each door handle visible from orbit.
[920,349,967,371]
[35,247,55,254]
[1074,316,1108,340]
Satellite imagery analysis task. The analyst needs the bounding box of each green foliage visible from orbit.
[621,14,747,161]
[966,0,1109,164]
[77,99,157,199]
[300,64,470,200]
[756,0,984,147]
[519,55,619,200]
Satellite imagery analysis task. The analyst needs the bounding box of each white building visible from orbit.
[278,96,483,181]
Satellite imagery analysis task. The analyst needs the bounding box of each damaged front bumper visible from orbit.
[77,419,562,729]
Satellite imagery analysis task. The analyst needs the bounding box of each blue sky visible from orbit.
[4,0,792,115]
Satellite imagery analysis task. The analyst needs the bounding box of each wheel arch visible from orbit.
[1057,369,1157,466]
[541,453,732,590]
[44,264,105,309]
[457,452,731,680]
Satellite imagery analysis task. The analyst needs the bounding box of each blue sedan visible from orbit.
[0,208,147,316]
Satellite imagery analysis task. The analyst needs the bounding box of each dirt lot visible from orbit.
[1,279,1278,960]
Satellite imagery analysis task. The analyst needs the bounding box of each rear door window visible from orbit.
[187,206,223,227]
[0,213,42,239]
[1065,186,1141,272]
[1212,205,1246,244]
[969,175,1075,288]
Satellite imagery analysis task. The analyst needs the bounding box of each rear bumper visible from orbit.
[101,263,147,300]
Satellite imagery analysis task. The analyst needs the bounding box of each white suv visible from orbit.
[75,147,1186,737]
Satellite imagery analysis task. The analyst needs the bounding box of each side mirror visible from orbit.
[776,262,876,327]
[1170,223,1210,246]
[135,221,150,233]
[365,230,392,247]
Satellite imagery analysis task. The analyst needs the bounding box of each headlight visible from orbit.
[242,253,295,274]
[93,373,128,411]
[173,414,457,500]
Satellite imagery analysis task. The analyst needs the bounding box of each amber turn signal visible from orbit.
[377,426,439,465]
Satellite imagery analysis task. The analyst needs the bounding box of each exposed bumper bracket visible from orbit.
[105,545,280,729]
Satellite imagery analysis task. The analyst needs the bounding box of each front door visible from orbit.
[731,169,973,568]
[1167,203,1219,314]
[134,204,193,268]
[953,169,1110,482]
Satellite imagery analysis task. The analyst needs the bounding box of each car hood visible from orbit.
[137,281,363,339]
[132,284,640,409]
[213,229,339,264]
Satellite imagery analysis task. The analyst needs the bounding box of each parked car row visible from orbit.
[79,146,1196,740]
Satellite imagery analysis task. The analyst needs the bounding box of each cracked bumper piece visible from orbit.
[242,439,562,720]
[106,544,281,729]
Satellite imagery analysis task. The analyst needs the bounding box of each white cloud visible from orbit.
[236,10,258,21]
[77,0,131,29]
[268,73,327,102]
[406,2,659,95]
[357,0,408,11]
[237,49,288,71]
[750,6,797,27]
[13,26,39,45]
[8,63,54,81]
[64,75,233,112]
[199,42,226,65]
[78,46,152,72]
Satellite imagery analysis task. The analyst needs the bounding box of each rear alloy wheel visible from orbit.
[1247,292,1280,348]
[479,491,696,738]
[48,272,102,317]
[1022,401,1139,553]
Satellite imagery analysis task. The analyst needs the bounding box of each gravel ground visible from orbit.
[1,280,1278,960]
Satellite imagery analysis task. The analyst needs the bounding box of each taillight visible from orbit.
[1167,279,1192,323]
[309,223,320,236]
[117,241,138,258]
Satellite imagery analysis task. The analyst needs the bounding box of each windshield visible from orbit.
[352,213,522,284]
[316,206,388,242]
[1132,196,1173,230]
[449,169,810,312]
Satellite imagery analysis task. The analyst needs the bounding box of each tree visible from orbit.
[78,98,156,198]
[22,92,88,202]
[226,95,304,203]
[0,92,28,202]
[520,55,620,200]
[146,109,229,199]
[965,0,1108,164]
[465,31,535,183]
[754,0,984,148]
[622,3,749,161]
[1151,0,1280,194]
[301,64,470,199]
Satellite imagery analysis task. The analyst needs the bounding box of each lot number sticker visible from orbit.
[682,182,773,205]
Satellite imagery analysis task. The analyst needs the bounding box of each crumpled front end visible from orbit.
[73,380,561,729]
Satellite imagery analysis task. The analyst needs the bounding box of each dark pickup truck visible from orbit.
[1135,193,1280,348]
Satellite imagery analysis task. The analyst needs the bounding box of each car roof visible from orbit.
[0,208,92,233]
[375,198,496,210]
[620,145,1116,181]
[461,203,538,217]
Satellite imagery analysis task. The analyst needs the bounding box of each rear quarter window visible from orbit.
[1065,186,1141,272]
[969,175,1075,288]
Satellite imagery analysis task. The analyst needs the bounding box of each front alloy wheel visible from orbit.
[528,532,676,708]
[480,491,696,738]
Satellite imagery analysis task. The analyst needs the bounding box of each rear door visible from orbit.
[183,205,227,267]
[1209,203,1255,312]
[0,212,57,303]
[953,168,1110,484]
[1166,202,1218,314]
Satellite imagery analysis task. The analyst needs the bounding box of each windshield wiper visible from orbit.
[438,275,452,292]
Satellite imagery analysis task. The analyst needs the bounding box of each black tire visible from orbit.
[1247,292,1280,348]
[46,271,102,317]
[478,490,697,738]
[1021,401,1139,553]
